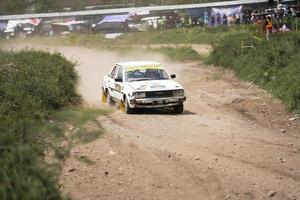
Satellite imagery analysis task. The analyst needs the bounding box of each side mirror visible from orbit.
[115,78,123,82]
[170,74,176,79]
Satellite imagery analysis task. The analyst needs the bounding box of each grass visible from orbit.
[206,31,300,113]
[150,46,201,61]
[0,107,107,200]
[49,107,108,126]
[0,49,109,200]
[71,125,104,144]
[49,107,108,144]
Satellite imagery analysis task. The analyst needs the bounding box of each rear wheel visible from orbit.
[106,91,115,106]
[124,97,135,114]
[173,104,184,114]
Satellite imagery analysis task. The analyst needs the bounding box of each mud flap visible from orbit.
[101,91,107,104]
[119,100,125,112]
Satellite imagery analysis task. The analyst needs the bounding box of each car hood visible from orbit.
[128,79,183,92]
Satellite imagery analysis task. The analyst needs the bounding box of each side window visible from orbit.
[116,67,124,80]
[110,65,117,78]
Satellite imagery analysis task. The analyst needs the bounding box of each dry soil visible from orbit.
[2,43,299,200]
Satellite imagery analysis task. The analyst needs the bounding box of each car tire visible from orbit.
[106,91,115,106]
[125,97,135,114]
[173,104,184,114]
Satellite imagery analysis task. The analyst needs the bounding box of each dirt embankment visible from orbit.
[2,43,299,200]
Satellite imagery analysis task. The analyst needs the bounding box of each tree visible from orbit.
[4,0,29,14]
[33,0,62,12]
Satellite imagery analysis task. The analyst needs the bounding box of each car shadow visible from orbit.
[131,108,196,115]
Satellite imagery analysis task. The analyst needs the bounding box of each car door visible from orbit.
[107,65,118,100]
[113,66,124,101]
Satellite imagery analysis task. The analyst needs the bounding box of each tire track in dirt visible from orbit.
[102,114,300,181]
[100,112,300,198]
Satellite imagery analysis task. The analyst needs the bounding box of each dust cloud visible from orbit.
[0,42,183,107]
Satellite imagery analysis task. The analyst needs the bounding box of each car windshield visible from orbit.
[125,68,170,82]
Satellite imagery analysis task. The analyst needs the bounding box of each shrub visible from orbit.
[0,49,80,200]
[0,49,80,118]
[207,31,300,112]
[0,118,62,200]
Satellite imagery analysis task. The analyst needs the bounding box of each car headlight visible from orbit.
[134,92,146,99]
[173,89,184,96]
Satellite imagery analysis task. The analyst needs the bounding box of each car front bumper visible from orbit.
[129,96,186,108]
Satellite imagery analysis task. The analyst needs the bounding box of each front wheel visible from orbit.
[173,104,184,114]
[124,97,135,114]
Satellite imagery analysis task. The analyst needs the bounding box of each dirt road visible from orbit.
[2,43,299,200]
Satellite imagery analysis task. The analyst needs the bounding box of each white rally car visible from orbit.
[102,61,186,114]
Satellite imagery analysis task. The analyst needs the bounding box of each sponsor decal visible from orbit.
[126,65,162,72]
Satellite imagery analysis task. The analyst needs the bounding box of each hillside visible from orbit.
[0,0,230,14]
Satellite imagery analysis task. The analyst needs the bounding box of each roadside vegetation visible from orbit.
[206,31,300,113]
[1,25,299,113]
[0,50,107,200]
[150,46,201,61]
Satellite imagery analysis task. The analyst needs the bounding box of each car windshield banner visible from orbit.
[126,65,162,72]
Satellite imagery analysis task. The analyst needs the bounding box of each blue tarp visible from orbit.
[0,22,6,31]
[99,14,131,24]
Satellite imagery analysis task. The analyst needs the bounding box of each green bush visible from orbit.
[0,49,79,118]
[207,31,300,112]
[0,118,62,200]
[0,50,80,200]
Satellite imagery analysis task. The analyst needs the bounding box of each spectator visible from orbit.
[204,11,209,25]
[188,17,192,27]
[236,13,241,24]
[264,16,273,40]
[223,14,228,26]
[211,14,215,27]
[216,13,221,25]
[180,17,185,27]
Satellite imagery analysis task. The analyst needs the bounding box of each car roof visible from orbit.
[116,61,162,68]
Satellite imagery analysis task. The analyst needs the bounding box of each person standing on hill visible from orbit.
[216,13,221,26]
[223,14,228,26]
[211,14,215,27]
[204,11,209,26]
[264,16,273,40]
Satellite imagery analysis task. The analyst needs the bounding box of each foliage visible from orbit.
[0,50,81,200]
[34,0,62,12]
[207,31,300,113]
[0,118,62,200]
[50,108,107,144]
[0,49,80,119]
[1,0,29,14]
